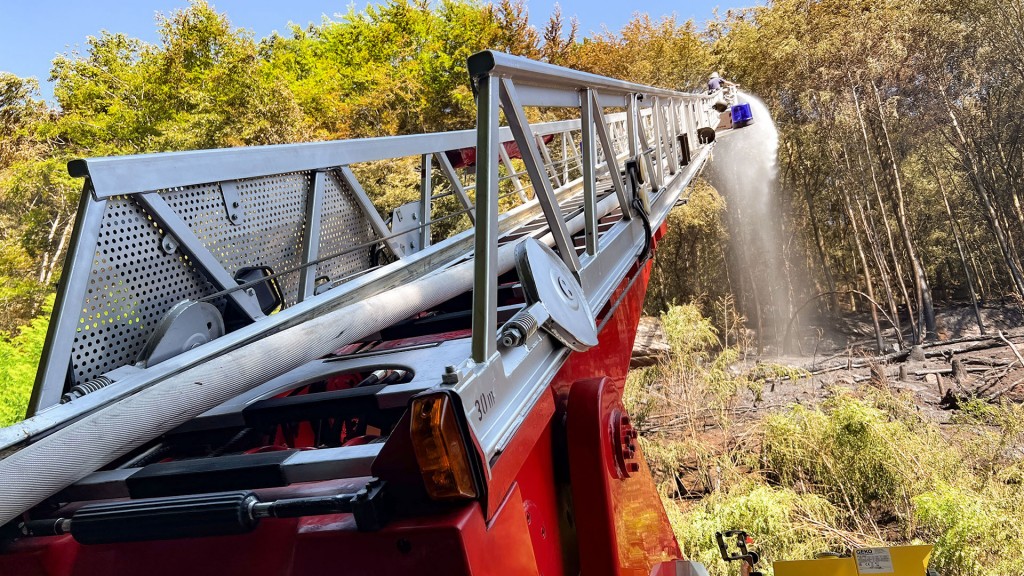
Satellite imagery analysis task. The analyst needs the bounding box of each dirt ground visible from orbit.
[634,303,1024,425]
[631,303,1024,497]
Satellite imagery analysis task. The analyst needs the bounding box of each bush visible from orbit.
[671,482,843,576]
[633,303,1024,576]
[761,392,963,531]
[914,483,1024,576]
[0,296,52,426]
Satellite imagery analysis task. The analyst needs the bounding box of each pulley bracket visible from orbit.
[500,238,597,351]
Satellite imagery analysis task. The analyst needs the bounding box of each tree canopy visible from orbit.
[3,0,1024,398]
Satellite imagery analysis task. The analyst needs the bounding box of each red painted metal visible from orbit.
[0,485,541,576]
[510,416,572,576]
[566,377,680,576]
[0,223,684,576]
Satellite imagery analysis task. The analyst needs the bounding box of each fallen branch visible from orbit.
[998,330,1024,367]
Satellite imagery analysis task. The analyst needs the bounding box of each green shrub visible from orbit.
[661,303,719,361]
[761,393,963,530]
[634,303,1024,576]
[671,482,843,576]
[914,483,1024,576]
[624,366,661,430]
[0,296,51,426]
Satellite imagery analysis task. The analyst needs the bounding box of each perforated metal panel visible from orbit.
[74,197,217,383]
[317,172,376,282]
[67,169,378,389]
[162,173,308,306]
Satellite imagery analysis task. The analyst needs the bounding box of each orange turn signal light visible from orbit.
[410,393,478,500]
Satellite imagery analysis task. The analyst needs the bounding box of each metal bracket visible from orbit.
[160,234,179,255]
[297,170,326,302]
[219,180,245,225]
[503,238,597,351]
[390,201,424,257]
[136,300,225,368]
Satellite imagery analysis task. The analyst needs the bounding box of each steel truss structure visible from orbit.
[0,51,718,567]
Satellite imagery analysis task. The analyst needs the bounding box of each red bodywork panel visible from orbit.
[444,135,555,169]
[1,487,539,576]
[0,226,681,575]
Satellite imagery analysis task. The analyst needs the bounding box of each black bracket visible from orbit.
[716,530,762,576]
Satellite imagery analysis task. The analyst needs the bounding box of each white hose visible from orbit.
[0,191,624,526]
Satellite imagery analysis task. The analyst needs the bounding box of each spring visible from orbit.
[500,309,539,348]
[60,376,114,404]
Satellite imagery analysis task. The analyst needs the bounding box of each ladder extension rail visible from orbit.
[0,50,716,528]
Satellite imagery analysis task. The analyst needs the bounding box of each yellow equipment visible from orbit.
[773,545,933,576]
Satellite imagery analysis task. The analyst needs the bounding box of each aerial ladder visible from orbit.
[0,50,741,575]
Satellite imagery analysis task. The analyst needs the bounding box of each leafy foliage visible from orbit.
[0,297,51,426]
[636,304,1024,575]
[672,483,842,575]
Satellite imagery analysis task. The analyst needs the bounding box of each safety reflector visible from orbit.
[410,393,478,500]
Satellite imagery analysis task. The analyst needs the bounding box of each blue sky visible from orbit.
[0,0,755,103]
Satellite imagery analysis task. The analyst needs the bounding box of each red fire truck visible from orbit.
[0,51,721,575]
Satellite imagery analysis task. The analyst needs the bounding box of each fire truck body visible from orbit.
[0,51,718,575]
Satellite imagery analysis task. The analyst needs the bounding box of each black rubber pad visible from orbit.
[126,450,295,498]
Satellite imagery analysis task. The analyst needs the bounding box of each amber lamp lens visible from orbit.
[410,394,478,500]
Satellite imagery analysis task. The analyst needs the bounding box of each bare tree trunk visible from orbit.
[850,152,903,346]
[802,176,837,311]
[841,184,885,352]
[856,190,904,348]
[37,216,63,283]
[965,237,989,300]
[932,164,985,334]
[871,82,936,341]
[942,99,1024,296]
[43,219,74,286]
[851,83,919,342]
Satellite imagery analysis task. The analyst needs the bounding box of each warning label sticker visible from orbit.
[855,548,895,574]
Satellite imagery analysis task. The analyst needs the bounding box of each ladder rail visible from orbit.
[0,51,717,527]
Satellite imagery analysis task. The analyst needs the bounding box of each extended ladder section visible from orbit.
[0,51,716,528]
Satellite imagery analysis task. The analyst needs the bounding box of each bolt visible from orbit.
[500,326,524,348]
[231,213,238,221]
[557,276,574,299]
[445,365,457,374]
[232,201,240,208]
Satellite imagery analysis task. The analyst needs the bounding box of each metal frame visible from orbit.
[298,171,326,302]
[15,50,716,470]
[457,50,717,464]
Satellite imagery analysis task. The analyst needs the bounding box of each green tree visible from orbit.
[0,297,52,425]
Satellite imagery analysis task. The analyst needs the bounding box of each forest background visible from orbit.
[2,1,1024,573]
